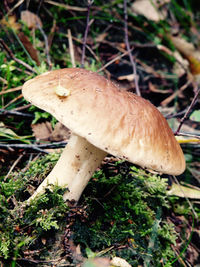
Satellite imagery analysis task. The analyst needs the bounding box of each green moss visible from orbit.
[0,154,178,266]
[72,164,177,266]
[0,153,68,263]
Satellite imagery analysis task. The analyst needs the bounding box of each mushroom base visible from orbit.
[28,134,107,203]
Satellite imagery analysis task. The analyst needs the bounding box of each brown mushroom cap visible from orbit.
[22,68,185,175]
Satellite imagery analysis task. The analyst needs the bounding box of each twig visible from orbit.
[176,132,200,140]
[37,23,52,69]
[161,80,191,107]
[175,86,200,135]
[81,0,94,68]
[37,0,44,14]
[123,0,141,96]
[4,0,24,17]
[0,108,34,118]
[165,109,188,119]
[0,76,8,84]
[0,39,37,73]
[44,0,88,12]
[67,29,76,67]
[65,32,100,63]
[4,154,24,181]
[0,86,22,96]
[4,94,23,109]
[97,49,133,73]
[0,141,67,151]
[48,19,56,50]
[13,104,32,111]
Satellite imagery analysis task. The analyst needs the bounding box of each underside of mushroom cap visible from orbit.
[22,68,185,175]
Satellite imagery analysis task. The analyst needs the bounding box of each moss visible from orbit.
[72,163,177,266]
[0,154,178,266]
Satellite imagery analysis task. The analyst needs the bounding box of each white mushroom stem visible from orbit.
[28,133,107,202]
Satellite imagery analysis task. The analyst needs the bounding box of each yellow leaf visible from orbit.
[1,15,21,31]
[168,183,200,199]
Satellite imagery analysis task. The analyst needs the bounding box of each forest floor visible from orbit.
[0,0,200,266]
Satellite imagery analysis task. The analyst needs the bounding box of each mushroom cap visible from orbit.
[22,68,185,175]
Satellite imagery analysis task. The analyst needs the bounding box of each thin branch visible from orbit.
[68,29,76,67]
[165,109,187,119]
[97,49,133,73]
[4,0,24,17]
[0,108,34,118]
[37,23,52,69]
[13,104,32,111]
[44,0,88,12]
[123,0,141,96]
[65,32,100,63]
[0,141,67,152]
[4,94,23,109]
[175,86,200,135]
[4,154,24,180]
[0,86,22,96]
[81,0,94,68]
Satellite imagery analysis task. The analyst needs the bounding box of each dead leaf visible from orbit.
[131,0,165,22]
[169,35,200,75]
[95,32,108,43]
[110,256,132,267]
[175,136,200,144]
[50,122,71,142]
[0,122,18,137]
[168,183,200,199]
[18,32,40,66]
[1,15,21,31]
[31,122,70,142]
[32,122,52,141]
[0,122,31,143]
[82,257,110,267]
[21,10,42,29]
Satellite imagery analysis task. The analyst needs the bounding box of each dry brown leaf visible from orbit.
[18,32,40,66]
[50,122,71,142]
[131,0,165,22]
[21,10,42,29]
[95,32,108,43]
[31,122,52,141]
[32,122,70,142]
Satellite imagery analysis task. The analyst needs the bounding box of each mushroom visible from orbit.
[22,68,185,202]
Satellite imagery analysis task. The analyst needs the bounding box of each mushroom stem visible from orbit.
[28,134,107,202]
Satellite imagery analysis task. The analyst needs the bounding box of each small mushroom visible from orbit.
[22,68,185,202]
